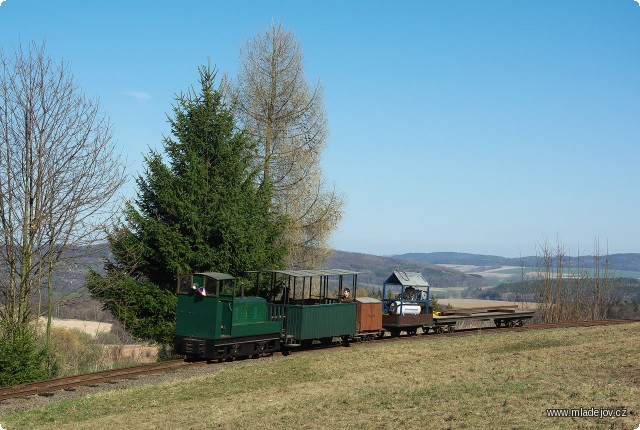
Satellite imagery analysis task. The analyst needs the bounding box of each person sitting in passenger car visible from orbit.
[340,288,352,302]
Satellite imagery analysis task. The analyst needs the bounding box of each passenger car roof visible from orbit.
[246,269,359,277]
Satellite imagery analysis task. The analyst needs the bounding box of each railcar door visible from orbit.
[219,296,232,337]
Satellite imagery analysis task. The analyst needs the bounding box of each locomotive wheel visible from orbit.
[390,329,400,338]
[494,319,503,327]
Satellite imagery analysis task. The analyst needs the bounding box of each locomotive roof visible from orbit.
[246,269,360,277]
[195,272,236,281]
[384,271,430,288]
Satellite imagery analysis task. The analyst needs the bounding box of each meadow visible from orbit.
[2,323,639,430]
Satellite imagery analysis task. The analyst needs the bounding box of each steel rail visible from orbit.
[0,359,204,402]
[281,318,640,355]
[385,318,640,341]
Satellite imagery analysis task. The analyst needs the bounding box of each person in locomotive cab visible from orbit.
[340,288,352,302]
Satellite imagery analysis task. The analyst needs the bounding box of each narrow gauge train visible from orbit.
[174,269,535,360]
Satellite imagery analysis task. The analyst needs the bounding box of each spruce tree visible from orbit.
[87,65,286,344]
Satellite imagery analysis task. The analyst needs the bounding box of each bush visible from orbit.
[0,327,56,387]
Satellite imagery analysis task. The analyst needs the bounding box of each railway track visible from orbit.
[1,318,638,403]
[0,359,205,403]
[322,318,640,353]
[382,318,640,342]
[503,318,640,331]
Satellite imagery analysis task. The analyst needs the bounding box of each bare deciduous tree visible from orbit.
[0,43,125,343]
[226,23,343,268]
[535,237,616,323]
[536,238,554,322]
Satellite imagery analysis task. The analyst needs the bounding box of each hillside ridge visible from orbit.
[393,251,640,271]
[327,250,484,289]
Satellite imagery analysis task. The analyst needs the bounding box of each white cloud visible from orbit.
[123,91,151,102]
[635,0,640,6]
[0,0,7,6]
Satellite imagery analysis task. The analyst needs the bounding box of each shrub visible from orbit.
[0,326,55,387]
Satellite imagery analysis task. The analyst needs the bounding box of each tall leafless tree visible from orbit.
[535,236,617,323]
[0,43,125,344]
[226,23,343,268]
[591,237,614,320]
[536,238,554,322]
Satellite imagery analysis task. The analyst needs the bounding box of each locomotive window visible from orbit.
[203,277,218,296]
[219,279,236,295]
[177,275,193,294]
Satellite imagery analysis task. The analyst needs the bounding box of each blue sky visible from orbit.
[1,0,639,258]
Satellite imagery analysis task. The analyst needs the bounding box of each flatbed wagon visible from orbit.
[432,309,535,332]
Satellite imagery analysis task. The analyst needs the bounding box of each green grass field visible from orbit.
[2,323,639,430]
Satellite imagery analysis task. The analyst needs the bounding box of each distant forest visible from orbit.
[327,250,485,289]
[393,252,640,272]
[464,277,640,320]
[467,277,640,302]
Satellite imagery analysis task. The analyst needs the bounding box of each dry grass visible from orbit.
[2,323,639,430]
[45,328,158,377]
[37,318,113,337]
[103,345,158,364]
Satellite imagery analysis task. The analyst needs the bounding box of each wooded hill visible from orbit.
[469,277,640,300]
[394,251,640,271]
[327,250,485,289]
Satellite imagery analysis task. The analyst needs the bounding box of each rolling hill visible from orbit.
[327,250,485,289]
[393,251,640,271]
